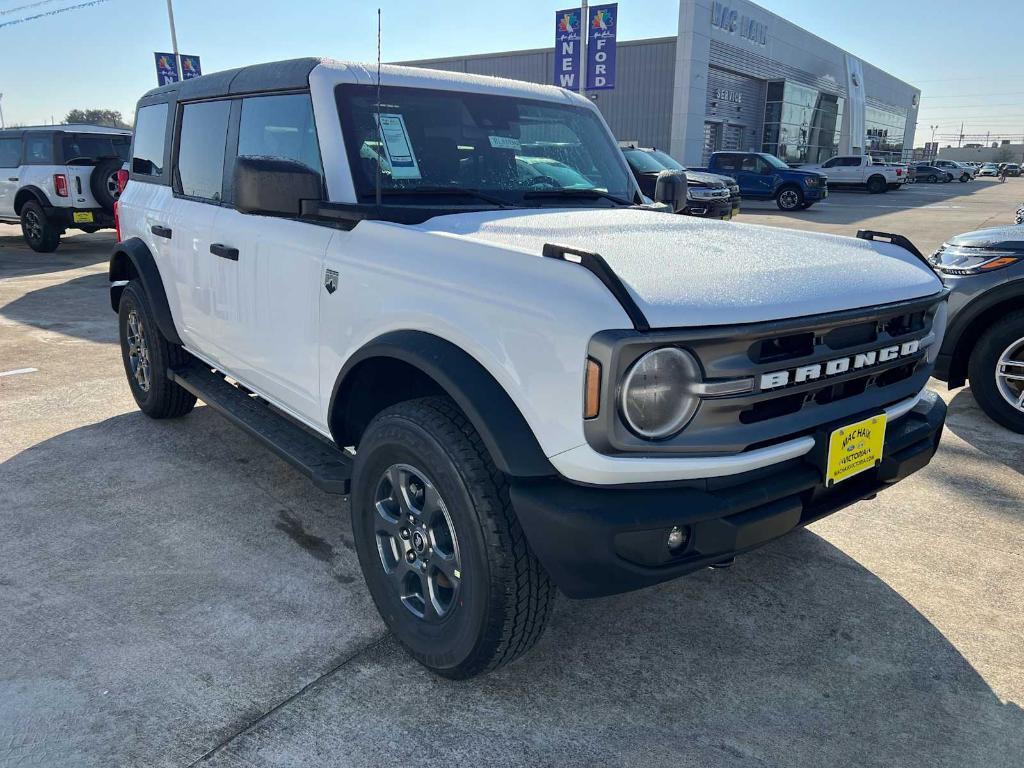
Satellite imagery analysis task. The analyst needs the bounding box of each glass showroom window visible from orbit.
[864,105,907,161]
[763,81,845,164]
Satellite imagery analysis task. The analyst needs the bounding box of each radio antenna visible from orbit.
[375,7,382,208]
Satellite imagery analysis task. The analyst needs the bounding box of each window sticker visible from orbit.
[374,113,421,180]
[488,135,522,151]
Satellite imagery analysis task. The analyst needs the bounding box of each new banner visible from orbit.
[553,8,582,89]
[154,52,179,86]
[586,3,618,90]
[180,54,202,80]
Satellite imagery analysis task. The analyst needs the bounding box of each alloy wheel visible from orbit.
[373,463,462,622]
[23,209,42,243]
[107,171,122,201]
[126,309,152,393]
[995,336,1024,413]
[779,189,799,209]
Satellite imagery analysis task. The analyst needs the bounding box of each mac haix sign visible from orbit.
[711,2,768,46]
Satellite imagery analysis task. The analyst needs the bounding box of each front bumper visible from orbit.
[803,185,828,201]
[511,390,945,598]
[682,196,733,219]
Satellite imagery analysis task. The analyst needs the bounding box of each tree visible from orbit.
[64,109,130,129]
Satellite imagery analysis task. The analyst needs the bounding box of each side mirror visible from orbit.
[234,156,323,216]
[654,169,688,214]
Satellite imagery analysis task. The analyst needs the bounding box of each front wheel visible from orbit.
[967,311,1024,433]
[960,173,970,182]
[776,186,804,211]
[351,397,555,679]
[20,201,60,253]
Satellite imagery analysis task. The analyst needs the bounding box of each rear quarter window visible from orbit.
[132,103,169,178]
[0,137,21,167]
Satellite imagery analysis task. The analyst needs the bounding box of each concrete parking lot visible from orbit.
[2,179,1023,767]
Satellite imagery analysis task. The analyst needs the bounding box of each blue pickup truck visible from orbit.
[694,151,828,211]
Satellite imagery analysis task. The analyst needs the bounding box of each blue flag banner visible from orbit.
[553,8,582,89]
[154,52,178,86]
[586,3,617,90]
[180,54,202,80]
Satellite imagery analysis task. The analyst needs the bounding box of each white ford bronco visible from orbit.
[111,58,948,678]
[0,124,130,251]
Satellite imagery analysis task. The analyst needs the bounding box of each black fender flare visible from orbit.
[938,280,1024,387]
[13,185,53,215]
[329,330,555,478]
[108,237,182,345]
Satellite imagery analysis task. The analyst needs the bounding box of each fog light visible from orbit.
[667,525,688,551]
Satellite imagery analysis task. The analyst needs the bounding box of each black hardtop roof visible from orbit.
[138,56,323,106]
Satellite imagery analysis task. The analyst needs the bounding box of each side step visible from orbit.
[168,364,352,494]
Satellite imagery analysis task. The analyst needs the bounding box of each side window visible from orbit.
[715,154,738,171]
[822,157,838,168]
[22,134,54,164]
[177,100,231,201]
[0,138,21,167]
[841,157,861,167]
[132,103,169,177]
[237,93,322,175]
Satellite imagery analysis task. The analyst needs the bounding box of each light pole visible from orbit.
[0,93,5,129]
[165,0,182,81]
[579,0,588,96]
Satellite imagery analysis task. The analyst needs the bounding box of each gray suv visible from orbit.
[930,225,1024,432]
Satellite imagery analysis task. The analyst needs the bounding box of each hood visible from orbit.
[684,170,728,188]
[411,209,942,328]
[787,167,829,180]
[946,225,1024,251]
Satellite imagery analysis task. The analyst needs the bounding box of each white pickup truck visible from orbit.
[803,155,905,193]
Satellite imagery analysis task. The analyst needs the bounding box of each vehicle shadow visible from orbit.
[0,272,116,343]
[0,228,114,279]
[2,408,1021,766]
[941,385,1024,480]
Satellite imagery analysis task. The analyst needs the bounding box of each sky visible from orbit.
[0,0,1021,146]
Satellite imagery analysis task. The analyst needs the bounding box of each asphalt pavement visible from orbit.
[1,178,1023,767]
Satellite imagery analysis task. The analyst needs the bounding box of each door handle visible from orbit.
[7,177,17,182]
[210,243,239,261]
[151,225,172,239]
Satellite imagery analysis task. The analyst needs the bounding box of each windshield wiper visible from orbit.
[369,186,512,207]
[521,188,634,206]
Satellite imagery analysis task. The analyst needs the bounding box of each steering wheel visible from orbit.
[526,175,560,188]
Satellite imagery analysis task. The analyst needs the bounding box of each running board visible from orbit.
[168,364,352,494]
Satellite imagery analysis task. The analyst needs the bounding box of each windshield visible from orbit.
[622,148,667,174]
[337,84,635,206]
[647,149,686,171]
[759,153,791,170]
[60,133,130,165]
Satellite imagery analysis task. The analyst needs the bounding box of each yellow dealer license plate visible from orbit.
[72,211,94,224]
[825,414,886,487]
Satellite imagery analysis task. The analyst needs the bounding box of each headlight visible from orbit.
[804,176,820,186]
[929,245,1020,275]
[620,347,701,439]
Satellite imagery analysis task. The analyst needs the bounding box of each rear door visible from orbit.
[0,135,22,217]
[208,92,331,423]
[167,98,233,364]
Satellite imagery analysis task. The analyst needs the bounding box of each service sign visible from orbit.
[586,4,617,90]
[154,52,179,86]
[180,54,202,80]
[553,8,582,89]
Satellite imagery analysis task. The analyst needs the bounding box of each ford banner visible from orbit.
[553,9,582,89]
[586,3,617,90]
[154,52,179,86]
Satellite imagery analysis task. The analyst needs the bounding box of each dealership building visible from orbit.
[404,0,920,166]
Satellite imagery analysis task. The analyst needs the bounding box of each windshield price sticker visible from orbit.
[375,113,421,180]
[488,135,522,151]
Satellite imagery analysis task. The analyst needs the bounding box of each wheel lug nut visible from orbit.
[406,550,416,563]
[399,528,410,540]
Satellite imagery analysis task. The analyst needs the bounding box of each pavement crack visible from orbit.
[184,634,390,766]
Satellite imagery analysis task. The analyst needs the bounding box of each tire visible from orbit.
[960,173,970,183]
[351,396,555,679]
[967,310,1024,434]
[117,281,197,419]
[928,174,939,183]
[775,185,804,211]
[90,157,123,212]
[19,200,60,253]
[866,175,886,194]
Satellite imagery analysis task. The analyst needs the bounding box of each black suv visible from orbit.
[622,146,740,219]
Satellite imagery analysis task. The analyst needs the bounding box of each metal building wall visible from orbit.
[400,38,677,151]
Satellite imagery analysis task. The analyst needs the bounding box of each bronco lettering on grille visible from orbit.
[759,340,921,390]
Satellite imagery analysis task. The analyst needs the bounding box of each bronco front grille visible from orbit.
[584,292,946,457]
